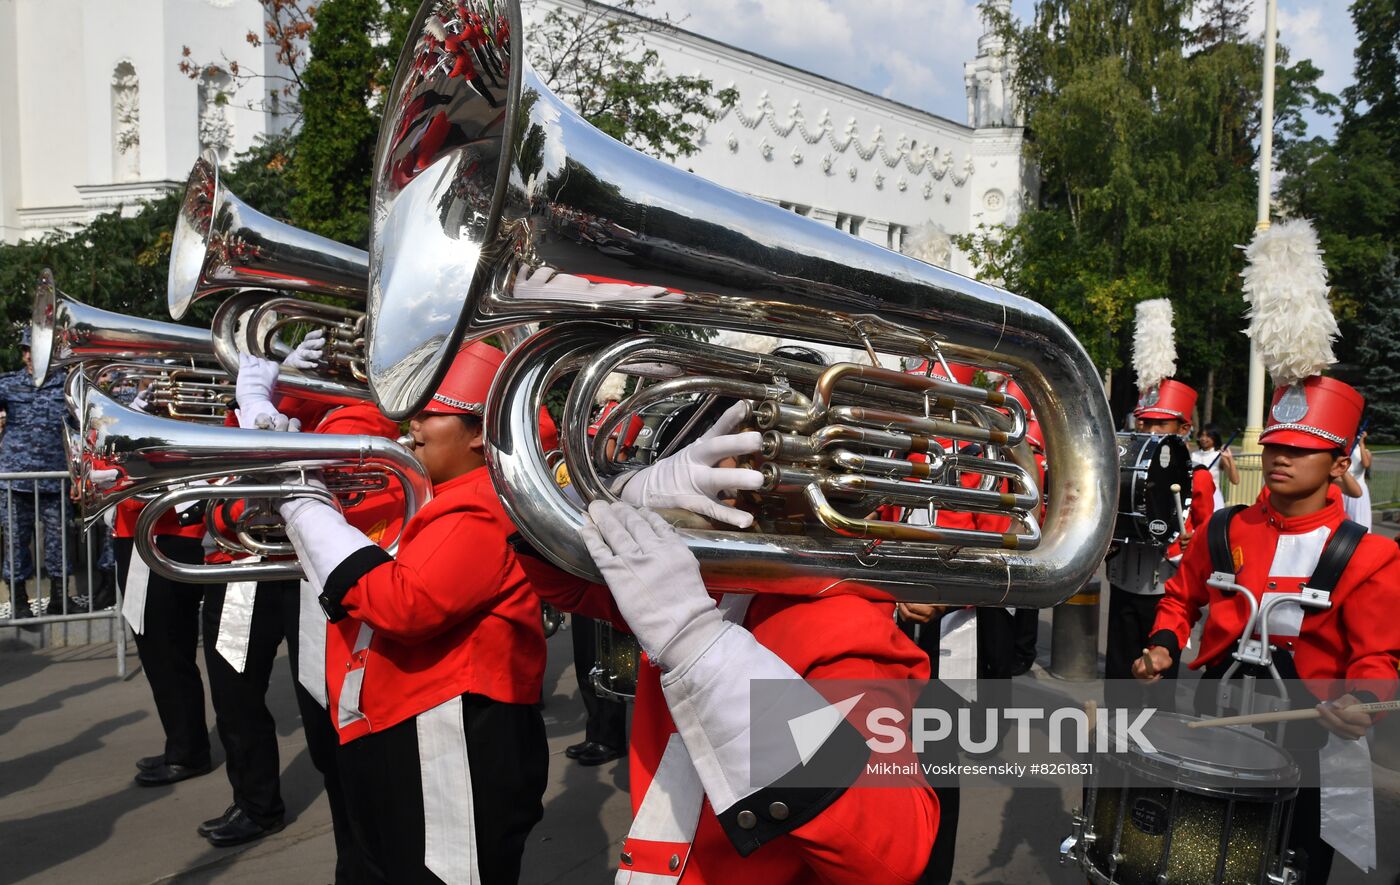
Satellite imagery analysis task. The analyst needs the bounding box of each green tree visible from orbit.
[527,0,737,160]
[960,0,1331,425]
[1352,253,1400,440]
[288,0,405,245]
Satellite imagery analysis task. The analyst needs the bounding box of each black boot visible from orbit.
[11,580,39,631]
[91,569,116,610]
[45,578,79,616]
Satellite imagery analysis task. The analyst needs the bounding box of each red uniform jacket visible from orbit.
[323,466,545,743]
[530,566,939,884]
[112,498,205,540]
[1151,487,1400,701]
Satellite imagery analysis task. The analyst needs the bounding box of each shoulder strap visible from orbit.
[1207,505,1247,576]
[1307,520,1367,595]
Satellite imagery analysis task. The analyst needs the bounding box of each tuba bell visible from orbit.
[31,268,215,386]
[167,151,369,320]
[365,0,1119,608]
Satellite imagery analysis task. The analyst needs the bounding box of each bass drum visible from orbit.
[1115,433,1192,546]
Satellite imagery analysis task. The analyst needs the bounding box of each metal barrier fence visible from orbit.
[1225,453,1264,507]
[1,470,126,676]
[1369,450,1400,510]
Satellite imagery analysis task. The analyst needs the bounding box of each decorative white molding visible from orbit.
[720,91,977,187]
[111,62,140,183]
[198,69,234,159]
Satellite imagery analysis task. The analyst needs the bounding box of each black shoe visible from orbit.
[11,606,40,632]
[204,807,285,848]
[45,597,82,616]
[134,761,212,787]
[135,754,166,772]
[564,740,592,760]
[576,742,624,767]
[198,805,241,837]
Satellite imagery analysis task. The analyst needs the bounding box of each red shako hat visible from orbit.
[419,341,505,416]
[1259,375,1363,451]
[1134,379,1197,423]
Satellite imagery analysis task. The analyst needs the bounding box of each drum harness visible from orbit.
[1203,505,1366,743]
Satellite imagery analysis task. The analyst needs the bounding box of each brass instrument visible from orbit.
[361,0,1119,609]
[168,152,369,319]
[30,269,215,386]
[70,372,430,582]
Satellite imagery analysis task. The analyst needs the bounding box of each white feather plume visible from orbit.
[1241,219,1337,386]
[593,372,629,406]
[1132,298,1177,391]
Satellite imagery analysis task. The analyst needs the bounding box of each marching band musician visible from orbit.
[184,338,329,848]
[1105,300,1215,710]
[272,341,550,884]
[190,332,403,870]
[1134,375,1400,882]
[523,402,939,884]
[94,386,220,788]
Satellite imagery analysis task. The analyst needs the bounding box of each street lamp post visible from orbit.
[1243,0,1279,459]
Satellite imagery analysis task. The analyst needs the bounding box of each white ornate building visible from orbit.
[0,0,294,243]
[0,0,1032,276]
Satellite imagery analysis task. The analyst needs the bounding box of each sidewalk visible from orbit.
[2,618,1397,883]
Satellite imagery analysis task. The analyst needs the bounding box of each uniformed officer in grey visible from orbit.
[0,328,75,619]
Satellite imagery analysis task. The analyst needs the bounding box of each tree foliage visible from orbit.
[1274,0,1400,438]
[957,0,1332,425]
[527,0,737,161]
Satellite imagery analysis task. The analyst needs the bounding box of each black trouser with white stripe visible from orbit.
[119,536,213,769]
[202,580,293,828]
[337,693,548,884]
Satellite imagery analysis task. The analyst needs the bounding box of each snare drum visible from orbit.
[1065,712,1299,885]
[589,620,641,702]
[1115,433,1192,546]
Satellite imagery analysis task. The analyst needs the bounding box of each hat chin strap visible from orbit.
[1261,423,1345,446]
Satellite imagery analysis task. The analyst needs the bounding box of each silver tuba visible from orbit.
[31,269,215,386]
[71,375,430,582]
[365,0,1119,608]
[168,151,370,319]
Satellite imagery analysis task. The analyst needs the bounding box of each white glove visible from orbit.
[234,406,300,432]
[129,393,148,413]
[279,490,377,593]
[283,329,325,371]
[580,501,725,672]
[235,353,282,428]
[89,468,120,490]
[617,401,763,528]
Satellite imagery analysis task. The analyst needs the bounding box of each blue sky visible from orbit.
[647,0,1356,138]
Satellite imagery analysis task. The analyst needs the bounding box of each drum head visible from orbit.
[1110,712,1299,799]
[1115,433,1193,545]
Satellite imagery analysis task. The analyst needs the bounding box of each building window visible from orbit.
[835,214,864,236]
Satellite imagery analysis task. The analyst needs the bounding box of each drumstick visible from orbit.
[1186,699,1400,729]
[1170,482,1187,535]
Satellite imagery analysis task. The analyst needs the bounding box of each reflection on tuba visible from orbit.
[365,0,1119,608]
[72,375,431,582]
[167,151,369,320]
[30,268,215,386]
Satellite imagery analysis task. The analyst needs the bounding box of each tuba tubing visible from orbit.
[74,380,430,536]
